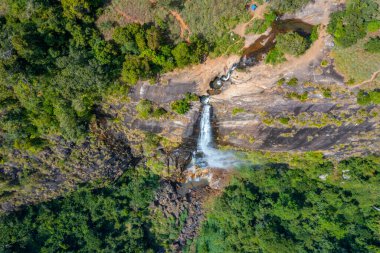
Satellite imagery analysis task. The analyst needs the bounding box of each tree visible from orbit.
[172,42,193,67]
[121,56,150,84]
[276,32,309,56]
[364,37,380,53]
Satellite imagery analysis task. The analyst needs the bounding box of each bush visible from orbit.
[327,0,379,47]
[276,32,309,56]
[232,107,245,116]
[366,20,380,33]
[310,25,319,43]
[322,88,332,98]
[357,90,380,105]
[270,0,312,13]
[265,47,285,65]
[287,77,298,86]
[136,99,154,119]
[246,11,277,35]
[171,93,198,115]
[364,37,380,53]
[171,99,191,114]
[279,117,290,124]
[277,78,286,86]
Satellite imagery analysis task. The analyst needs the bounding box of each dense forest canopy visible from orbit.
[190,155,380,252]
[0,0,209,152]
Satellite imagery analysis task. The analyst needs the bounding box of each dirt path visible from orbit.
[170,10,191,42]
[114,8,144,24]
[349,69,380,89]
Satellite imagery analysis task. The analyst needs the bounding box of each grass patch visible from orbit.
[232,107,245,116]
[331,38,380,84]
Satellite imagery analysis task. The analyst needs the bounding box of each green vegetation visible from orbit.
[191,154,380,252]
[171,93,198,115]
[367,20,380,32]
[136,99,167,119]
[278,117,290,125]
[286,91,309,102]
[322,88,332,98]
[232,107,246,116]
[277,77,286,86]
[245,11,277,35]
[270,0,312,13]
[0,0,209,152]
[364,37,380,53]
[265,48,285,65]
[310,25,319,43]
[287,77,298,86]
[276,32,309,56]
[0,166,160,252]
[328,0,379,47]
[331,38,380,84]
[320,59,329,67]
[357,90,380,106]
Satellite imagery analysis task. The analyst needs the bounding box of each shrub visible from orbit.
[322,88,332,98]
[270,0,312,13]
[171,93,198,115]
[310,25,319,43]
[171,99,191,114]
[136,99,153,119]
[364,37,380,53]
[232,107,245,116]
[279,117,290,124]
[367,20,380,33]
[320,59,329,67]
[277,77,286,86]
[265,47,285,65]
[327,0,379,47]
[152,108,167,118]
[287,77,298,86]
[276,32,309,56]
[357,90,380,105]
[286,91,308,102]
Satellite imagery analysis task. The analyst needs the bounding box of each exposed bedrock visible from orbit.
[211,91,380,158]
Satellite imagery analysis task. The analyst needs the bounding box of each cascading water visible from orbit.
[189,96,239,169]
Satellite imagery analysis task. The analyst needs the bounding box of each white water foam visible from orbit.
[189,97,240,169]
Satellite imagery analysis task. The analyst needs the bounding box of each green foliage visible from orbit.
[367,20,380,32]
[265,47,285,65]
[171,93,198,115]
[171,99,191,115]
[286,91,308,102]
[0,167,160,252]
[136,99,167,119]
[357,90,380,105]
[270,0,312,13]
[193,155,380,252]
[232,107,245,116]
[310,25,319,43]
[276,32,309,56]
[246,11,277,35]
[172,42,195,68]
[287,77,298,86]
[279,117,290,124]
[277,77,286,86]
[322,88,332,98]
[328,0,379,47]
[364,37,380,53]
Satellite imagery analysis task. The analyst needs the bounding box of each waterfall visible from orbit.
[189,96,239,169]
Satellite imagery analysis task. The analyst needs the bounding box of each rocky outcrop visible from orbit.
[151,180,216,252]
[0,123,135,213]
[211,85,380,158]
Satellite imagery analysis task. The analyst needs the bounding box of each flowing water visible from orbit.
[189,96,239,170]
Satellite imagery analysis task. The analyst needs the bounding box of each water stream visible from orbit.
[188,96,239,170]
